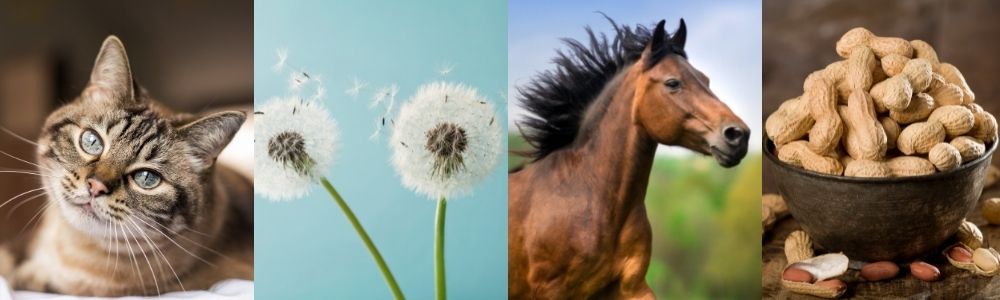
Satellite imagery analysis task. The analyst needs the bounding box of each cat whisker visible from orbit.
[119,222,147,294]
[123,220,161,295]
[0,150,53,172]
[131,214,216,268]
[5,190,47,218]
[134,214,235,263]
[0,126,40,147]
[0,170,58,178]
[128,217,185,292]
[138,211,211,238]
[0,187,47,211]
[17,201,51,239]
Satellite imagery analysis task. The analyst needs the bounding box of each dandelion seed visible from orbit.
[370,83,399,109]
[273,48,289,72]
[310,85,327,102]
[389,81,502,199]
[437,63,455,77]
[345,77,367,98]
[254,98,337,201]
[289,71,310,92]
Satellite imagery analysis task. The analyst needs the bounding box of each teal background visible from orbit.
[253,0,508,299]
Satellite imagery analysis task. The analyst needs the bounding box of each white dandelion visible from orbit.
[273,48,289,72]
[389,81,502,300]
[390,81,502,199]
[345,76,367,98]
[254,98,337,200]
[437,63,455,77]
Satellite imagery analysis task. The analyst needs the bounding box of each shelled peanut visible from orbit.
[766,27,996,177]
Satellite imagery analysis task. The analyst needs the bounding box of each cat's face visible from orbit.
[35,36,245,239]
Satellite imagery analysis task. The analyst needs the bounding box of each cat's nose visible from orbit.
[86,178,109,197]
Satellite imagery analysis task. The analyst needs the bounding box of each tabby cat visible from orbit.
[0,36,253,296]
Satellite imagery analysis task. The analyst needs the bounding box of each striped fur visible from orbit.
[6,36,252,296]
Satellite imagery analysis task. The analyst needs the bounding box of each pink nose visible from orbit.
[86,178,109,197]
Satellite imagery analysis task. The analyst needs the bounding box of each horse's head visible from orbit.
[630,19,749,167]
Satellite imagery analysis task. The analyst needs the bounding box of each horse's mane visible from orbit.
[516,16,687,160]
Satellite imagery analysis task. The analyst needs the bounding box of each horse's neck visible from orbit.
[567,70,657,214]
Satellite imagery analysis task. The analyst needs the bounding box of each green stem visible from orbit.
[434,197,447,300]
[320,177,405,300]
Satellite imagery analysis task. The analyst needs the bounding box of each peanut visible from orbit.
[890,93,935,124]
[861,261,899,282]
[967,103,985,114]
[897,121,946,155]
[844,159,893,178]
[984,198,1000,225]
[880,53,908,77]
[886,156,936,177]
[926,74,964,106]
[973,248,999,273]
[870,75,913,113]
[927,105,974,137]
[910,40,940,71]
[950,245,974,263]
[763,193,788,218]
[958,220,983,249]
[968,111,998,143]
[950,136,985,163]
[910,261,941,282]
[901,58,933,92]
[784,230,814,264]
[805,72,844,154]
[766,97,815,145]
[939,63,975,103]
[783,267,815,283]
[881,117,901,150]
[841,91,887,160]
[836,27,913,58]
[778,141,844,175]
[928,143,961,172]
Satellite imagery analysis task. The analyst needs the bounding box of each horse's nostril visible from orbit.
[724,126,745,142]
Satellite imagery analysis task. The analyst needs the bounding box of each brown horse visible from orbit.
[508,18,750,299]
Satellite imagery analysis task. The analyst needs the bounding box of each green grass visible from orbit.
[509,134,761,299]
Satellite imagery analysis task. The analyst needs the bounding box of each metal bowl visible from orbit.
[764,138,997,261]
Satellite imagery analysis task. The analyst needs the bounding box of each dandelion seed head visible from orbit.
[390,81,502,199]
[255,97,338,201]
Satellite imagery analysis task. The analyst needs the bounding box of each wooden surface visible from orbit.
[762,186,1000,299]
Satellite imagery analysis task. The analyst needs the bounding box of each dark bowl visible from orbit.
[764,138,997,262]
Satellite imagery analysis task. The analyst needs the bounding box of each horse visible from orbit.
[508,18,750,299]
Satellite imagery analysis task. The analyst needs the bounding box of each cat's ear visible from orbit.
[178,111,246,171]
[84,35,135,105]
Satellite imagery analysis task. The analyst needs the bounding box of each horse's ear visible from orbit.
[671,18,687,50]
[649,19,666,51]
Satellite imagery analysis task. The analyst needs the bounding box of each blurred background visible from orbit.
[509,0,762,298]
[0,1,251,244]
[762,0,1000,193]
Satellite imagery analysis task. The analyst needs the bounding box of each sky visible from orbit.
[508,0,763,154]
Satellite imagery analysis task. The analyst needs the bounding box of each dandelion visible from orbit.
[345,76,367,98]
[254,98,337,200]
[258,49,404,299]
[389,81,502,300]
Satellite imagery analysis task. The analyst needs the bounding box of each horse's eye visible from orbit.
[664,79,681,89]
[132,169,162,189]
[80,129,104,155]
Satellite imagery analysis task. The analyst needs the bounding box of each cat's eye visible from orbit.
[80,129,104,155]
[132,170,161,189]
[664,79,681,90]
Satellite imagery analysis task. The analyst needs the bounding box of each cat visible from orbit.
[0,35,253,296]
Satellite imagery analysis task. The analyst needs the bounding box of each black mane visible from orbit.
[516,16,687,160]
